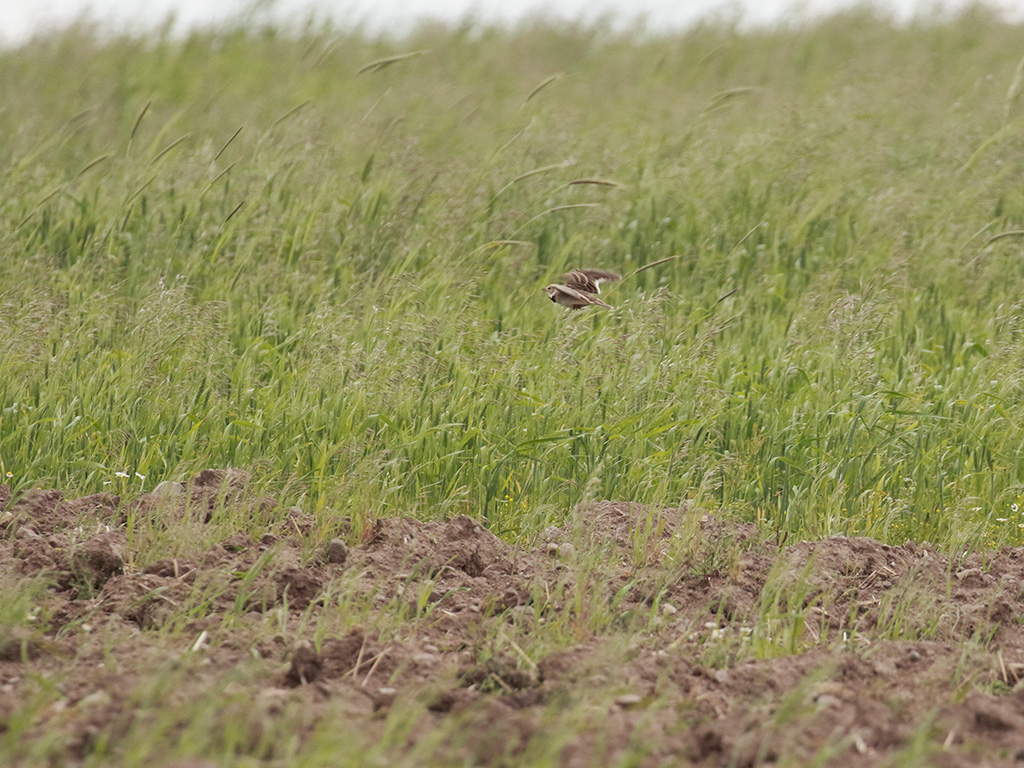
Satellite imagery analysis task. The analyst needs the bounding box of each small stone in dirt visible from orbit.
[908,649,922,662]
[285,641,322,686]
[661,603,678,616]
[615,693,644,708]
[77,689,113,709]
[955,567,986,585]
[326,538,349,565]
[371,687,398,709]
[852,732,869,755]
[558,542,575,559]
[152,480,185,498]
[546,542,559,557]
[13,525,41,539]
[815,693,842,710]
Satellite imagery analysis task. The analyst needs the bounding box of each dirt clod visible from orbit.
[285,641,322,686]
[274,568,322,608]
[70,533,125,587]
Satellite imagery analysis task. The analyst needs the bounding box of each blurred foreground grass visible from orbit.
[3,7,1024,548]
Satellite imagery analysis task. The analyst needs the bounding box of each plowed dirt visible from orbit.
[4,471,1024,766]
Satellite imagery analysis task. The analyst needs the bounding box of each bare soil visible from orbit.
[4,472,1024,766]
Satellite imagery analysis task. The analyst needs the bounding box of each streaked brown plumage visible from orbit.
[563,269,621,294]
[545,269,621,309]
[545,283,612,309]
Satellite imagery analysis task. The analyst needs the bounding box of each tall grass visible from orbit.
[3,7,1024,547]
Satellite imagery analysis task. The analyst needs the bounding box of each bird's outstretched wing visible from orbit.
[563,269,621,294]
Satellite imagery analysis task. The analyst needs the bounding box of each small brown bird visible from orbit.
[545,269,621,309]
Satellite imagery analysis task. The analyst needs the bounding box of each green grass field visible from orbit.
[4,5,1024,549]
[9,8,1024,767]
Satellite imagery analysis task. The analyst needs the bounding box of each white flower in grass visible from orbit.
[1013,503,1019,513]
[115,471,129,478]
[135,472,146,480]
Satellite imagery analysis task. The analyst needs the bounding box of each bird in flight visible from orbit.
[545,269,621,309]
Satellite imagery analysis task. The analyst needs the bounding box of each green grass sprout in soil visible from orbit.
[7,6,1024,767]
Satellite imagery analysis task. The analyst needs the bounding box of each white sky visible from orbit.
[4,0,1022,44]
